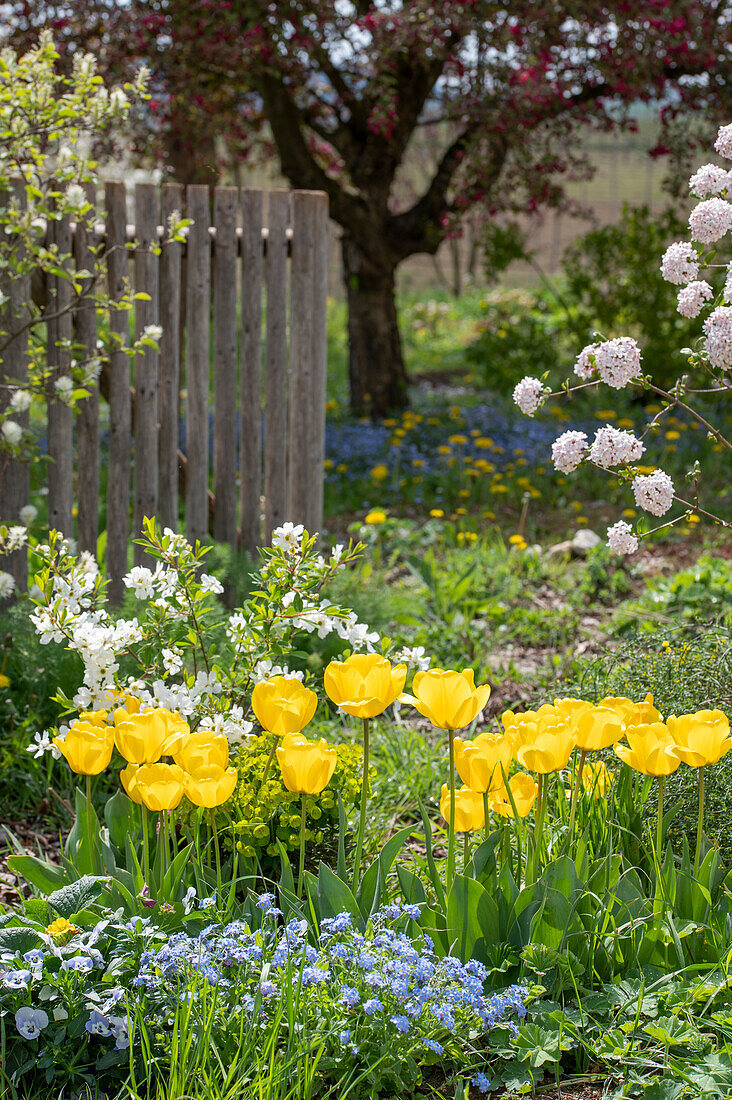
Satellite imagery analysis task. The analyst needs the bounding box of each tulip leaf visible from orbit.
[447,873,499,964]
[6,855,71,896]
[316,863,363,929]
[419,802,446,912]
[47,875,107,919]
[104,789,141,854]
[357,826,413,921]
[397,865,426,907]
[336,794,347,883]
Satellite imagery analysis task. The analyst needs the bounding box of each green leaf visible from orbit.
[316,863,363,928]
[104,789,140,854]
[0,925,45,953]
[47,875,107,919]
[397,865,426,907]
[357,825,412,921]
[446,873,499,964]
[6,855,71,896]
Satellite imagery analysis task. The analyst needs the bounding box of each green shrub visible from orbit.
[614,553,732,634]
[228,733,363,872]
[465,287,565,395]
[561,204,702,391]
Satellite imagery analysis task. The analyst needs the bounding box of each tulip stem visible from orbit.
[695,767,705,877]
[161,811,168,877]
[567,749,587,847]
[352,717,370,893]
[464,833,470,872]
[141,805,151,889]
[483,791,490,842]
[85,775,94,873]
[654,777,665,919]
[210,809,222,897]
[258,736,278,800]
[447,729,456,895]
[532,774,547,883]
[297,795,307,899]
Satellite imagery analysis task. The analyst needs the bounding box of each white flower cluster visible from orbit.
[606,520,639,556]
[589,426,644,468]
[10,389,31,413]
[198,706,253,747]
[0,525,28,553]
[253,659,304,682]
[725,263,732,303]
[688,197,732,244]
[512,376,549,416]
[551,430,588,474]
[703,306,732,370]
[689,163,730,198]
[632,470,675,517]
[392,645,430,671]
[0,571,16,600]
[289,599,380,652]
[715,123,732,159]
[660,241,700,285]
[271,522,305,554]
[677,280,713,319]
[573,339,642,388]
[2,421,23,446]
[574,344,598,380]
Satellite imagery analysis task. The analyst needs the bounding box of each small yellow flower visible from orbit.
[370,464,389,481]
[45,917,79,942]
[429,509,444,518]
[0,674,9,689]
[252,676,318,738]
[364,510,387,525]
[185,765,239,808]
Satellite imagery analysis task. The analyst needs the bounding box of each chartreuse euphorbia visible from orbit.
[277,732,338,897]
[667,709,732,873]
[401,668,490,894]
[614,722,680,871]
[325,654,406,889]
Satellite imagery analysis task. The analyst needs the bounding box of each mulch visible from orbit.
[532,1084,607,1099]
[0,817,63,908]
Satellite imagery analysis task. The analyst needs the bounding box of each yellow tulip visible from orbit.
[114,710,169,765]
[571,707,624,752]
[174,730,229,773]
[185,765,238,808]
[600,694,662,727]
[157,709,191,755]
[112,696,141,725]
[667,710,732,767]
[276,733,337,794]
[614,722,680,777]
[400,668,490,730]
[53,721,114,775]
[324,654,406,719]
[120,763,143,804]
[513,715,577,774]
[489,772,538,818]
[453,731,513,793]
[553,698,593,724]
[78,708,108,727]
[501,703,556,735]
[439,785,485,832]
[577,760,614,798]
[251,676,318,736]
[135,763,188,811]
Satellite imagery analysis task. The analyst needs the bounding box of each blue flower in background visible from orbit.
[15,1007,48,1040]
[363,997,384,1015]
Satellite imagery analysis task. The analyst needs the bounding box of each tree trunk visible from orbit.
[342,234,408,416]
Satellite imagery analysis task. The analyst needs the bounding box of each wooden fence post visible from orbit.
[240,190,264,557]
[133,183,159,564]
[74,181,100,557]
[264,191,289,544]
[0,180,30,597]
[309,192,329,537]
[159,183,183,533]
[46,204,74,537]
[105,182,130,602]
[213,187,238,548]
[185,185,211,544]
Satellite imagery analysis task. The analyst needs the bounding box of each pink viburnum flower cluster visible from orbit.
[660,241,700,285]
[589,426,645,468]
[703,306,732,370]
[512,376,548,416]
[606,521,639,556]
[715,123,732,159]
[689,163,730,198]
[677,280,714,318]
[633,471,675,516]
[551,430,588,473]
[573,338,642,388]
[688,197,732,244]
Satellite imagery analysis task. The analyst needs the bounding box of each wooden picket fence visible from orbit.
[0,183,329,601]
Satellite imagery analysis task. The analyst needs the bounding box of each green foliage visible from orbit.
[466,287,566,394]
[616,554,732,633]
[230,733,363,868]
[561,204,701,391]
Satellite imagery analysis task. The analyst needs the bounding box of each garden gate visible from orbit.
[0,183,329,601]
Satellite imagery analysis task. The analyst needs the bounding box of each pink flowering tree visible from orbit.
[4,1,730,415]
[514,122,732,554]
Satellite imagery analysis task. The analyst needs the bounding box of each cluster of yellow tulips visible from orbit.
[52,698,237,811]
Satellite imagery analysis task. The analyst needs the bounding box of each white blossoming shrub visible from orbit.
[514,121,732,554]
[26,519,422,752]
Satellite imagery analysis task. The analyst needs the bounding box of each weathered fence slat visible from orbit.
[75,181,100,557]
[213,187,238,547]
[133,183,159,566]
[159,182,183,533]
[264,190,290,544]
[185,185,211,544]
[105,181,131,603]
[309,192,329,537]
[287,191,316,529]
[46,206,74,537]
[240,189,264,557]
[0,180,30,596]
